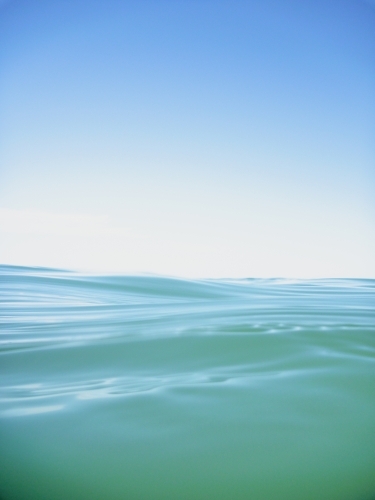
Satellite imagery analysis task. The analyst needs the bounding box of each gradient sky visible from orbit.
[0,0,374,277]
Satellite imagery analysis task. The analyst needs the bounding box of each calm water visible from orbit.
[0,265,374,500]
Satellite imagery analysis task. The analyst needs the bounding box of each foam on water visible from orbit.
[0,265,374,499]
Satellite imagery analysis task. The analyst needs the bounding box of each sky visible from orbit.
[0,0,374,278]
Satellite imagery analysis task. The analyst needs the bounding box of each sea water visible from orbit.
[0,265,374,500]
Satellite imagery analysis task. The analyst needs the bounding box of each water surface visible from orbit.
[0,266,374,499]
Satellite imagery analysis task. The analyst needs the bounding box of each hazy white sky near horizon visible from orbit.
[0,0,374,278]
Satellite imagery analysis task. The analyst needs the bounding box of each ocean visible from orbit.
[0,265,374,500]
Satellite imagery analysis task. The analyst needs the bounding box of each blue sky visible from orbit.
[0,0,374,277]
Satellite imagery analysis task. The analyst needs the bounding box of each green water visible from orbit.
[0,266,374,500]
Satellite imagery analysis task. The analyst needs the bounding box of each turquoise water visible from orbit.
[0,265,374,500]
